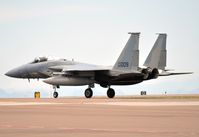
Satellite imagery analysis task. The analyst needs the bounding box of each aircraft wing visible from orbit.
[49,63,143,78]
[63,65,110,72]
[49,63,110,73]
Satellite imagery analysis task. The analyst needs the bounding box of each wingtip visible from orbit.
[187,72,194,74]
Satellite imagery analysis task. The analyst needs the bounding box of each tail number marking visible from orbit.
[118,62,129,67]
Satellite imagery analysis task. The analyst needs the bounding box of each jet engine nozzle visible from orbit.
[148,68,159,79]
[141,69,149,80]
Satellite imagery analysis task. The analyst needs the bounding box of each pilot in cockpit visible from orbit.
[32,56,48,63]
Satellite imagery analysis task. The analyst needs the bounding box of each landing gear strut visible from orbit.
[107,88,115,98]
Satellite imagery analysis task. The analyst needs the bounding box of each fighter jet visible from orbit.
[5,33,192,98]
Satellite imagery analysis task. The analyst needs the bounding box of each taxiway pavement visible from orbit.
[0,96,199,137]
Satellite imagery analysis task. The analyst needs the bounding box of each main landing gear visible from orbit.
[84,88,93,98]
[84,85,115,98]
[84,84,94,98]
[107,88,115,98]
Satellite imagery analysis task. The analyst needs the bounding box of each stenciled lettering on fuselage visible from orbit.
[118,62,129,68]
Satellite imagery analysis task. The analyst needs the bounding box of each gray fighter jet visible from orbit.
[5,33,192,98]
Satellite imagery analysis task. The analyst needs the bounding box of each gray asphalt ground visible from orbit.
[0,95,199,137]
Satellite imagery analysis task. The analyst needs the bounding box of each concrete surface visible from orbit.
[0,96,199,137]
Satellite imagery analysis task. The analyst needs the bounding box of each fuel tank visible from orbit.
[43,76,95,86]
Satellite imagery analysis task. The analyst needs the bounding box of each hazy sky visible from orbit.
[0,0,198,97]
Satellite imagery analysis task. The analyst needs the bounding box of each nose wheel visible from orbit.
[53,85,59,98]
[53,91,58,98]
[107,88,115,98]
[84,88,93,98]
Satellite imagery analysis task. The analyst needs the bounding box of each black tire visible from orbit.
[107,88,115,98]
[85,88,93,98]
[53,91,58,98]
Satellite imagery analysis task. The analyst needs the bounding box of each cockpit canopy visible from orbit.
[31,56,48,63]
[31,56,67,64]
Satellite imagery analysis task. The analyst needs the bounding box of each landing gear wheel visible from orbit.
[53,91,58,98]
[107,88,115,98]
[84,88,93,98]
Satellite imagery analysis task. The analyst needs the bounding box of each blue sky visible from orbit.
[0,0,198,97]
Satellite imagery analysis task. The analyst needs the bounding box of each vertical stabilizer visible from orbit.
[144,33,167,70]
[113,32,140,71]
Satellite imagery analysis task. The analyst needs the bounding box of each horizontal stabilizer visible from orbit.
[159,71,193,76]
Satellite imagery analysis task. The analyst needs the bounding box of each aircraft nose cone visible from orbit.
[5,69,19,78]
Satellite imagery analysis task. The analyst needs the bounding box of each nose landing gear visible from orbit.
[53,91,58,98]
[53,85,59,98]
